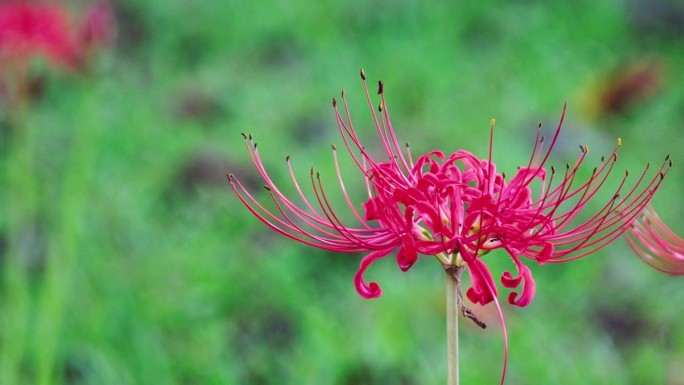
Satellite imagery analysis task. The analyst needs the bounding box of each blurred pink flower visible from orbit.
[229,70,670,307]
[0,1,115,71]
[0,1,115,108]
[0,1,80,70]
[626,204,684,274]
[79,1,115,51]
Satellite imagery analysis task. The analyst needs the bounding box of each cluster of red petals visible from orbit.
[0,1,114,71]
[626,205,684,275]
[229,70,671,309]
[0,1,79,69]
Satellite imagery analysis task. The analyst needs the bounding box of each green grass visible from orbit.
[1,0,684,384]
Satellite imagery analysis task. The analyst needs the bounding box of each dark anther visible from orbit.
[360,68,366,80]
[286,155,291,161]
[263,185,271,191]
[227,173,234,180]
[332,98,337,107]
[241,133,247,139]
[378,80,384,95]
[331,144,337,150]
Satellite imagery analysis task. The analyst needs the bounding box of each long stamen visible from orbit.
[228,175,365,251]
[360,69,401,166]
[332,144,371,228]
[378,82,412,176]
[627,204,684,274]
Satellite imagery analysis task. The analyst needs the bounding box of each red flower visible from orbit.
[0,1,116,109]
[230,70,670,307]
[0,1,115,72]
[0,2,80,70]
[626,204,684,275]
[229,70,670,383]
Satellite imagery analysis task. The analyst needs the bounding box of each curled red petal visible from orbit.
[396,234,418,272]
[466,258,497,306]
[362,197,381,221]
[392,189,416,205]
[537,243,555,263]
[501,254,536,307]
[354,248,394,299]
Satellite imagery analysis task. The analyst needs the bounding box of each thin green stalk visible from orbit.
[35,86,99,385]
[1,104,33,385]
[447,271,459,385]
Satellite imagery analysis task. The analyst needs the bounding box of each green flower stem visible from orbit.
[447,270,459,385]
[1,104,32,385]
[35,84,99,385]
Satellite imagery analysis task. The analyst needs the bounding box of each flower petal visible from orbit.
[466,258,498,306]
[362,197,381,221]
[396,233,418,272]
[501,255,536,307]
[354,248,395,299]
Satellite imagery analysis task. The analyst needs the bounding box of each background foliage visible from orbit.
[2,0,684,384]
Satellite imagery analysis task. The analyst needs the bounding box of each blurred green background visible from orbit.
[2,0,684,384]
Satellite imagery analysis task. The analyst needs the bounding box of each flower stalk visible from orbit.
[447,271,459,385]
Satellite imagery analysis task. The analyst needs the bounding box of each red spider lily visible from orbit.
[0,1,115,72]
[228,70,670,383]
[0,1,115,109]
[626,204,684,275]
[229,69,670,306]
[0,2,80,70]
